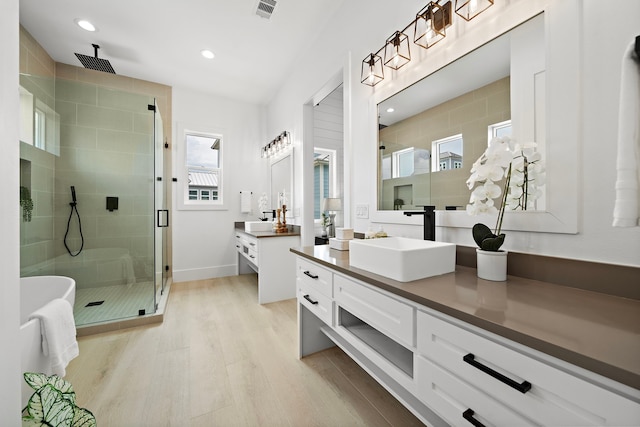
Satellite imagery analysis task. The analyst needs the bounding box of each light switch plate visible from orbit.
[355,204,369,219]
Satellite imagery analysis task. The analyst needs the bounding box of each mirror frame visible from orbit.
[370,0,578,235]
[270,148,294,217]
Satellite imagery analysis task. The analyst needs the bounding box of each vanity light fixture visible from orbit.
[361,53,384,86]
[414,2,448,49]
[455,0,494,21]
[360,0,491,86]
[261,130,291,159]
[384,31,411,70]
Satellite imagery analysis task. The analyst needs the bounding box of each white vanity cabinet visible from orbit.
[416,310,640,427]
[235,229,299,304]
[293,251,640,427]
[296,257,333,326]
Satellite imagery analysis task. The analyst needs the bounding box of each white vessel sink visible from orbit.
[245,221,273,232]
[348,237,456,282]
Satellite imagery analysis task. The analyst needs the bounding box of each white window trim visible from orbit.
[176,123,227,211]
[488,120,512,143]
[392,147,414,178]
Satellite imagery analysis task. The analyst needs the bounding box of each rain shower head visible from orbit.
[75,44,115,74]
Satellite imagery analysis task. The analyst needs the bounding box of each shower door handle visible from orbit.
[157,210,169,227]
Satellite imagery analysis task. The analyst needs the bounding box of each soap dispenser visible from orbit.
[364,226,375,239]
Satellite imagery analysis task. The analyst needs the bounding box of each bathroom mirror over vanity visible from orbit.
[377,14,544,212]
[270,150,294,217]
[372,11,577,234]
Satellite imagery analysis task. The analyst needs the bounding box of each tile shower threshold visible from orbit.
[76,279,172,337]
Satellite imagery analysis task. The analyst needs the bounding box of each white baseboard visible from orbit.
[172,264,237,283]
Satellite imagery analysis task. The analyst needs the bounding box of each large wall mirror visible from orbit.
[371,3,578,234]
[377,14,544,212]
[270,150,294,217]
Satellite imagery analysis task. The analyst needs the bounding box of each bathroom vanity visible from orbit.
[235,223,300,304]
[292,245,640,426]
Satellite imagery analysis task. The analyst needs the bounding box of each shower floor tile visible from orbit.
[74,281,155,326]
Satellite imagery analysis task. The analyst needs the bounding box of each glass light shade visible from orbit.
[414,2,446,49]
[322,197,342,212]
[455,0,494,21]
[361,53,384,86]
[384,31,411,70]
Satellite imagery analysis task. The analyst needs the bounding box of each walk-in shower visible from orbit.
[19,71,168,327]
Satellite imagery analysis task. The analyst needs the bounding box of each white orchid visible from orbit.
[467,136,545,251]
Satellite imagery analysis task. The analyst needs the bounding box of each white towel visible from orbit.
[29,298,79,377]
[121,254,136,288]
[613,41,640,227]
[240,191,252,213]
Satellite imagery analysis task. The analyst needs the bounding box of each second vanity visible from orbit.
[291,245,640,426]
[235,222,300,304]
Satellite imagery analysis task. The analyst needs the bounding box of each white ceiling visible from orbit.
[19,0,347,105]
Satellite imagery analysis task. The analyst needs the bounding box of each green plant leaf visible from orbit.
[23,373,49,392]
[24,373,76,405]
[72,407,97,427]
[480,233,505,251]
[26,384,74,427]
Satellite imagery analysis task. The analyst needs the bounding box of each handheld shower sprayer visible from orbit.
[64,185,84,256]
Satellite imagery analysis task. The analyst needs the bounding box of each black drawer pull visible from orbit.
[463,353,531,394]
[303,295,319,305]
[463,409,485,427]
[303,271,319,279]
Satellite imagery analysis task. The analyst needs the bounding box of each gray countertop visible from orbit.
[291,245,640,391]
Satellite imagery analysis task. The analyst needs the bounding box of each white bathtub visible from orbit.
[20,275,76,407]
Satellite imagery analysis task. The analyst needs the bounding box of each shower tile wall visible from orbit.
[19,25,56,276]
[54,79,154,288]
[18,25,174,290]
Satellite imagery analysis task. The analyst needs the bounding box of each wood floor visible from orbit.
[65,274,424,426]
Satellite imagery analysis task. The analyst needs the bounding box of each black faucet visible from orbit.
[404,205,436,241]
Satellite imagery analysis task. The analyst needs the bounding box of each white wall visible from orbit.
[171,87,267,282]
[0,0,22,422]
[266,0,640,267]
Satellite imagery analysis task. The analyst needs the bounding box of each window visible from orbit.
[432,134,463,172]
[34,108,46,150]
[393,147,415,178]
[488,120,512,142]
[183,131,223,206]
[314,150,334,219]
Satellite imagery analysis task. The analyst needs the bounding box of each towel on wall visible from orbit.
[613,40,640,227]
[29,298,79,377]
[240,191,252,213]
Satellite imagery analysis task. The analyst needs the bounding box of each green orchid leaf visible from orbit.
[480,233,505,251]
[72,407,97,427]
[26,384,74,427]
[472,223,493,247]
[21,416,45,426]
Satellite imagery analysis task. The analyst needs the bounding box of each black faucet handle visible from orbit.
[416,205,435,211]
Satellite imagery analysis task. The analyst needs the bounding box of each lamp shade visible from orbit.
[455,0,493,21]
[322,198,342,212]
[414,2,446,49]
[384,31,411,70]
[361,53,384,86]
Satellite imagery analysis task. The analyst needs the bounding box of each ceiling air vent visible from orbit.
[256,0,277,19]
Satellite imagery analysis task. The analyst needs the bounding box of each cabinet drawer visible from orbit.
[334,274,414,348]
[298,279,333,327]
[417,310,640,426]
[416,356,535,427]
[296,258,333,298]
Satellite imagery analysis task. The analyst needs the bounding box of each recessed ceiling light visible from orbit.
[201,49,215,59]
[75,19,96,32]
[386,107,395,113]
